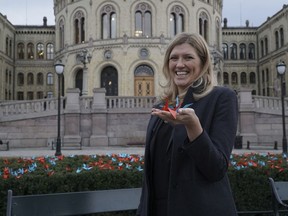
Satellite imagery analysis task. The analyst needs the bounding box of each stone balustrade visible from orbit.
[253,95,287,113]
[0,88,287,149]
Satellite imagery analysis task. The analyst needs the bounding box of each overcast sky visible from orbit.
[0,0,287,27]
[222,0,287,27]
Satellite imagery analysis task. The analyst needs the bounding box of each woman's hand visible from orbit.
[151,108,203,141]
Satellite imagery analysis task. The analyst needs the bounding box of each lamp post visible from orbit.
[54,61,65,156]
[276,61,287,154]
[77,49,92,95]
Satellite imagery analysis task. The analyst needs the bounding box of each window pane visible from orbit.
[27,73,34,85]
[47,73,53,85]
[47,43,54,60]
[135,12,142,36]
[170,14,176,37]
[37,73,44,85]
[17,43,25,59]
[27,43,34,59]
[37,43,44,59]
[111,13,116,38]
[144,12,151,37]
[102,14,108,39]
[177,14,183,34]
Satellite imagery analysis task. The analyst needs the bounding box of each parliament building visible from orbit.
[0,0,287,101]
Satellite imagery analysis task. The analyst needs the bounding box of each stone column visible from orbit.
[90,88,109,146]
[238,89,257,144]
[82,66,88,96]
[63,88,82,148]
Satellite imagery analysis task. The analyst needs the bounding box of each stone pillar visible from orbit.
[238,89,257,144]
[82,66,88,96]
[90,88,109,146]
[63,88,81,148]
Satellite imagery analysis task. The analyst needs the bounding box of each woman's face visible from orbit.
[169,43,202,94]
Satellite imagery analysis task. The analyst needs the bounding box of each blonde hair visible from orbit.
[161,32,217,103]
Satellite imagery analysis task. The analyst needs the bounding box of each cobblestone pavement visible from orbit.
[0,146,284,158]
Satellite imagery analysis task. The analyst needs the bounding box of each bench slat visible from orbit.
[7,188,141,216]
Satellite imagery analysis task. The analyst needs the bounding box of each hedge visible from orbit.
[0,153,287,215]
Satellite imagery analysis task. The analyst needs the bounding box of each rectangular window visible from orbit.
[17,92,24,100]
[27,92,34,100]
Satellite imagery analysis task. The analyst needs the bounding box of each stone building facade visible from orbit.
[53,0,223,97]
[0,14,15,100]
[222,4,288,96]
[0,14,56,101]
[0,1,288,148]
[0,1,287,99]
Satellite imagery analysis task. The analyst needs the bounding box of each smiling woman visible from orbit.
[137,32,239,216]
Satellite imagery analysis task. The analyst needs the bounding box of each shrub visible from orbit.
[1,152,287,215]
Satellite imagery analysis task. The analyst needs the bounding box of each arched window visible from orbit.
[280,27,284,47]
[74,11,85,44]
[59,19,65,49]
[9,39,12,57]
[231,72,238,84]
[37,73,44,85]
[248,43,255,59]
[75,69,83,95]
[260,40,264,57]
[47,91,53,98]
[27,92,34,100]
[37,43,44,59]
[230,43,237,60]
[239,43,246,60]
[17,73,24,86]
[47,73,53,85]
[222,43,228,60]
[264,37,268,55]
[101,5,117,39]
[223,72,229,84]
[275,31,279,50]
[17,43,25,59]
[135,3,152,37]
[5,37,9,55]
[249,72,256,84]
[27,73,34,85]
[169,5,185,37]
[37,92,44,99]
[9,71,11,85]
[47,43,54,60]
[266,68,269,82]
[101,66,118,96]
[199,12,208,41]
[240,72,247,84]
[5,70,8,83]
[216,19,220,49]
[17,92,24,100]
[134,65,154,96]
[27,43,34,59]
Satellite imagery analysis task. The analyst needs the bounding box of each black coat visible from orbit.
[137,86,238,216]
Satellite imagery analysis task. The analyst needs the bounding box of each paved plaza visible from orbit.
[0,146,283,158]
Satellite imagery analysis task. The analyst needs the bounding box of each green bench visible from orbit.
[6,188,141,216]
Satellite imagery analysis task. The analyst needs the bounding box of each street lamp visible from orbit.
[54,61,65,156]
[77,49,92,95]
[276,61,287,154]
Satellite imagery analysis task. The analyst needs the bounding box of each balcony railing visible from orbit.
[1,95,286,122]
[0,96,156,121]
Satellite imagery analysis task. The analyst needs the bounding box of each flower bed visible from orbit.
[0,152,287,215]
[0,154,144,179]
